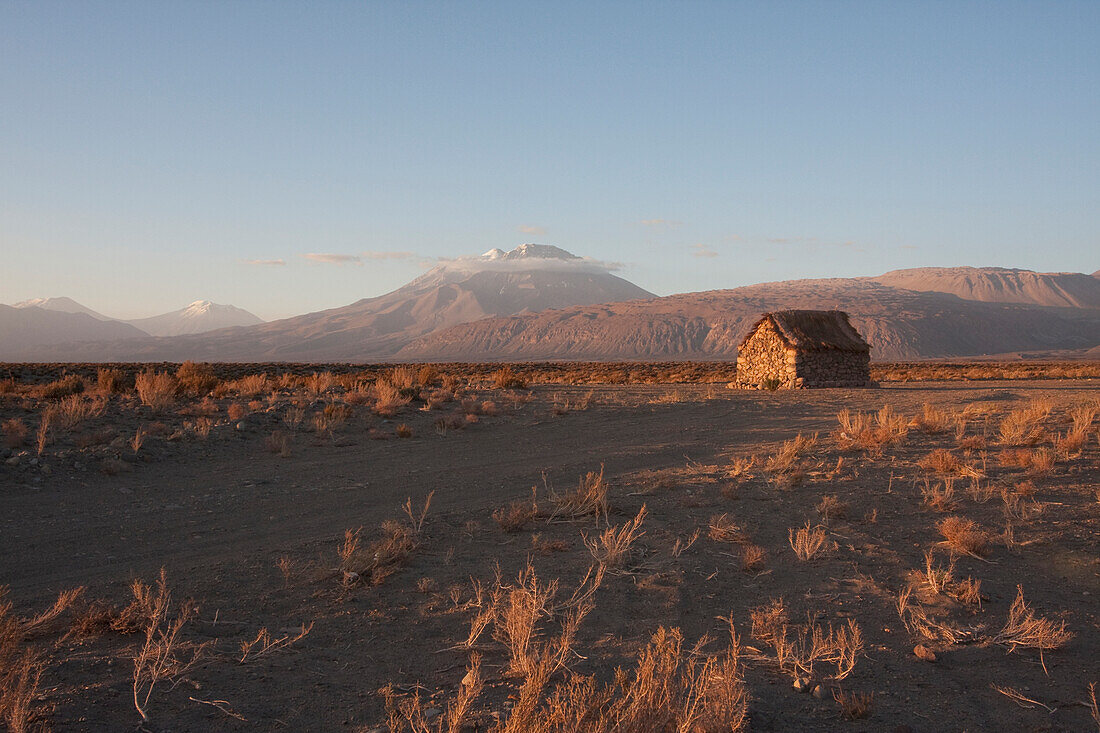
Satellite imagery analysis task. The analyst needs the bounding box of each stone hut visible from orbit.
[735,310,871,389]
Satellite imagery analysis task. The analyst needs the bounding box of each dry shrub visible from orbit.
[35,413,50,455]
[313,403,351,437]
[937,516,988,558]
[833,407,907,454]
[2,419,27,449]
[550,467,610,523]
[0,587,66,732]
[999,400,1052,446]
[707,514,744,543]
[1054,428,1089,457]
[815,495,847,524]
[50,394,107,430]
[955,577,983,607]
[96,367,130,394]
[920,479,958,512]
[176,361,218,395]
[388,366,417,390]
[373,381,412,417]
[913,403,952,433]
[765,433,817,474]
[923,551,955,594]
[833,688,873,719]
[741,544,767,573]
[304,371,337,396]
[894,586,971,645]
[390,621,747,733]
[957,433,987,453]
[584,506,647,570]
[225,403,246,421]
[135,370,178,412]
[238,623,312,663]
[918,448,962,475]
[416,365,439,387]
[342,497,431,586]
[491,365,527,390]
[993,586,1072,651]
[757,608,863,682]
[788,522,829,561]
[1025,448,1055,476]
[38,375,85,400]
[131,569,210,722]
[493,492,539,533]
[265,431,291,457]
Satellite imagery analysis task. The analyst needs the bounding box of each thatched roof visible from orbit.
[740,310,870,352]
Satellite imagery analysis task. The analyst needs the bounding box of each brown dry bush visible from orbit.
[999,400,1053,446]
[373,381,412,417]
[584,506,647,570]
[176,361,219,396]
[937,516,989,558]
[760,611,864,682]
[491,365,527,390]
[134,369,178,412]
[833,407,907,454]
[815,495,847,524]
[265,430,291,457]
[834,688,874,719]
[994,586,1072,652]
[2,418,27,449]
[38,374,85,400]
[1054,428,1089,457]
[226,403,247,421]
[788,522,829,561]
[707,513,745,543]
[913,403,953,433]
[741,544,767,573]
[131,569,210,722]
[493,492,539,532]
[920,479,958,512]
[765,433,817,474]
[918,448,962,475]
[304,371,337,396]
[550,467,610,523]
[50,394,107,430]
[96,367,130,394]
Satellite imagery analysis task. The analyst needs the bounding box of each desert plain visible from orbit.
[1,362,1099,732]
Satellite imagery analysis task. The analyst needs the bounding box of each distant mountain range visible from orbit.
[2,247,1098,362]
[3,298,263,350]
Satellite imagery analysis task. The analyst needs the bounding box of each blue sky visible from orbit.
[2,1,1097,320]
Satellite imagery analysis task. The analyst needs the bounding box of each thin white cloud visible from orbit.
[241,258,287,266]
[517,224,547,236]
[640,218,683,229]
[302,253,362,265]
[362,251,417,261]
[691,243,718,258]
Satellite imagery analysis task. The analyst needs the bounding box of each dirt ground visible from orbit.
[3,379,1099,731]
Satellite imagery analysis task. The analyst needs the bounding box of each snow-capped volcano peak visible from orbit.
[481,244,579,261]
[184,299,214,312]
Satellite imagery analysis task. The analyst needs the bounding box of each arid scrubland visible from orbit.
[0,362,1098,730]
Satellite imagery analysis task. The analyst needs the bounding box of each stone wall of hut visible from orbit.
[736,322,871,389]
[792,349,870,388]
[735,322,798,388]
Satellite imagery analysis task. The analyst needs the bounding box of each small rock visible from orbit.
[342,571,360,585]
[793,677,813,693]
[812,683,828,699]
[423,708,441,720]
[40,464,52,475]
[29,457,39,466]
[6,456,19,466]
[236,421,248,431]
[913,644,937,662]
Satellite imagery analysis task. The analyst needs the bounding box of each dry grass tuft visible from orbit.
[788,522,829,561]
[913,403,953,433]
[1,418,27,449]
[918,448,962,475]
[134,369,178,412]
[833,688,874,719]
[765,433,818,475]
[993,586,1072,652]
[741,544,767,573]
[815,494,848,524]
[584,505,647,570]
[707,513,745,543]
[833,406,908,454]
[493,491,540,533]
[550,467,610,523]
[937,516,989,558]
[921,479,958,512]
